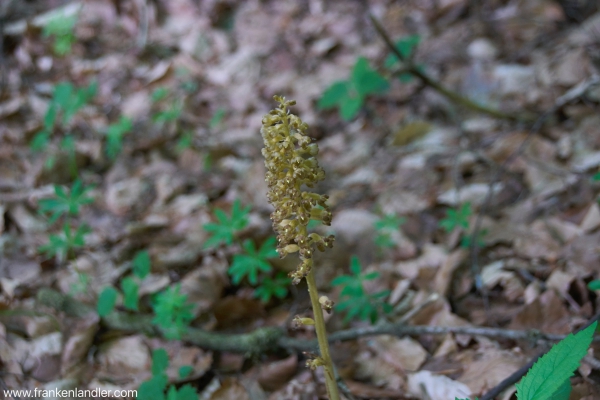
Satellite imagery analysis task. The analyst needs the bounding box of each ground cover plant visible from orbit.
[1,1,600,400]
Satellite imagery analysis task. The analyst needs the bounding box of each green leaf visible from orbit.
[152,285,194,340]
[203,200,250,248]
[209,108,226,129]
[550,379,571,400]
[121,277,139,311]
[349,256,361,275]
[38,179,94,223]
[152,348,169,375]
[318,81,349,109]
[384,35,421,68]
[152,87,169,103]
[351,57,389,97]
[339,95,363,121]
[97,287,118,317]
[516,321,597,400]
[106,116,133,160]
[138,374,167,400]
[229,239,273,285]
[31,131,51,152]
[133,250,151,279]
[440,202,472,232]
[588,280,600,291]
[178,365,194,379]
[174,385,197,400]
[254,272,291,302]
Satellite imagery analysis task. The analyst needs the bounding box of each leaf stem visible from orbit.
[306,269,340,400]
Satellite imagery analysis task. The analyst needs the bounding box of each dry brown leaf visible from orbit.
[255,354,297,392]
[458,347,525,395]
[407,370,472,400]
[210,378,250,400]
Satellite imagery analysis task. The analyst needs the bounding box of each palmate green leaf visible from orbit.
[254,273,291,303]
[203,199,250,248]
[374,214,405,231]
[229,239,273,285]
[97,286,118,317]
[39,179,95,224]
[516,321,597,400]
[440,202,472,232]
[152,285,194,340]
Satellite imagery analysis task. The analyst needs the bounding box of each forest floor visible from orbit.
[1,0,600,399]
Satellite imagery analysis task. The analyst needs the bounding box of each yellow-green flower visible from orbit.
[261,96,334,284]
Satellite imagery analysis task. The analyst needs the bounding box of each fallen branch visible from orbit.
[37,288,599,357]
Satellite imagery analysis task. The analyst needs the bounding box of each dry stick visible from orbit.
[368,14,537,123]
[479,312,600,400]
[37,288,600,354]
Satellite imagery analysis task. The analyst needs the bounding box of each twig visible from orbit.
[369,15,537,123]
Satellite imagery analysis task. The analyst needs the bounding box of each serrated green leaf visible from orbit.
[97,287,118,317]
[550,379,571,400]
[516,321,597,400]
[318,81,349,109]
[121,277,139,311]
[138,374,167,400]
[175,385,197,400]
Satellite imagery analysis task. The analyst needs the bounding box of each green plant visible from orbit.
[203,199,250,248]
[383,34,422,82]
[38,179,95,223]
[332,256,391,323]
[588,280,600,290]
[261,96,339,399]
[318,57,389,121]
[105,116,133,160]
[228,237,278,285]
[209,108,226,129]
[42,11,78,56]
[151,87,182,124]
[97,286,118,317]
[39,223,91,261]
[152,284,194,340]
[254,272,291,302]
[440,202,472,232]
[439,203,488,249]
[373,213,405,249]
[138,348,197,400]
[31,81,97,155]
[133,250,151,279]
